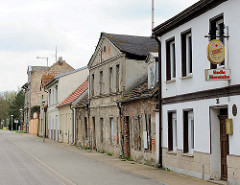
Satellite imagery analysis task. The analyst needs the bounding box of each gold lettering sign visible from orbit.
[207,39,225,64]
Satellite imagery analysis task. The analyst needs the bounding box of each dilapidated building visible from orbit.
[88,32,158,157]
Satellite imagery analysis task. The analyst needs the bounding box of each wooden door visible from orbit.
[218,115,229,181]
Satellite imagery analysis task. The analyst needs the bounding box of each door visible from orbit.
[92,117,96,150]
[218,115,229,181]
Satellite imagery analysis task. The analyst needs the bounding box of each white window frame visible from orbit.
[188,111,194,154]
[185,33,192,75]
[172,113,177,151]
[170,40,176,79]
[216,18,225,68]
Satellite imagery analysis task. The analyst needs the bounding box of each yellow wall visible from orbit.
[29,119,38,135]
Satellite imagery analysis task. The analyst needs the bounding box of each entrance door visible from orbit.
[218,115,229,181]
[92,117,96,150]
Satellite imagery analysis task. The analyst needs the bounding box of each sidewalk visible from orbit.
[22,134,214,185]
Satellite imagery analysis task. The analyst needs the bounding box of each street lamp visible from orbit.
[42,99,46,143]
[10,115,13,131]
[19,108,23,133]
[36,56,49,67]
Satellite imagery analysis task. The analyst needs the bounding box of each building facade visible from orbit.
[39,58,74,137]
[153,0,240,184]
[22,66,49,133]
[88,32,158,156]
[46,66,88,142]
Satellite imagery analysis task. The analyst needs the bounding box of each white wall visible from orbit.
[159,0,240,99]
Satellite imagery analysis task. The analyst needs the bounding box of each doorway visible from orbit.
[218,113,229,181]
[210,107,229,181]
[92,117,96,150]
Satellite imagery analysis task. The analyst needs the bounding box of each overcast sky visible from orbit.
[0,0,198,92]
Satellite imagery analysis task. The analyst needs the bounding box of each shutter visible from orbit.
[181,34,186,77]
[168,112,173,151]
[166,42,171,81]
[183,111,189,153]
[142,114,148,149]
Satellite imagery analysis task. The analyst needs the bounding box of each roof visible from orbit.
[46,66,87,88]
[41,60,74,87]
[74,93,88,108]
[103,32,158,59]
[57,80,88,108]
[153,0,227,36]
[55,66,87,79]
[118,80,158,103]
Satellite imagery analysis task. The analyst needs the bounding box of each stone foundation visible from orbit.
[228,155,240,185]
[162,148,210,180]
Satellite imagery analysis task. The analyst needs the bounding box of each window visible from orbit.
[183,110,194,153]
[117,117,121,145]
[168,112,177,151]
[109,67,113,93]
[133,115,141,151]
[100,118,104,142]
[182,31,192,77]
[91,74,94,96]
[116,64,120,92]
[55,85,58,104]
[210,15,224,69]
[99,71,104,95]
[143,114,151,150]
[49,89,51,105]
[148,65,155,88]
[110,118,114,143]
[166,39,176,80]
[84,117,88,140]
[103,46,107,53]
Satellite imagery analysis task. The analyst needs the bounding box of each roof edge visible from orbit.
[153,0,227,36]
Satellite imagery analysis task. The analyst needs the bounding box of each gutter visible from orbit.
[154,35,162,168]
[70,104,74,145]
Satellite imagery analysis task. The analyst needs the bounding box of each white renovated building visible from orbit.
[153,0,240,184]
[46,67,88,142]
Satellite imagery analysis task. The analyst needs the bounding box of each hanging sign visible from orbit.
[205,69,231,81]
[207,39,225,64]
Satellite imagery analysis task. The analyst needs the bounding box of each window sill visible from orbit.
[165,79,176,84]
[181,73,193,80]
[182,153,194,157]
[167,150,177,155]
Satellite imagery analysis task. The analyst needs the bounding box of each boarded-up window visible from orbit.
[143,114,152,150]
[133,116,141,151]
[110,118,114,143]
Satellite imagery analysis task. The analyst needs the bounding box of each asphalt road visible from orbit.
[1,130,164,185]
[0,130,64,185]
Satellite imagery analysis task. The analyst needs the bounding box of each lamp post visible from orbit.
[19,108,23,133]
[42,99,45,143]
[10,115,13,131]
[36,57,49,67]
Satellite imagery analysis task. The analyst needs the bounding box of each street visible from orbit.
[0,130,214,185]
[0,130,164,185]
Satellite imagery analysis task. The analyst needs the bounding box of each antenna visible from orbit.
[152,0,154,30]
[55,46,58,62]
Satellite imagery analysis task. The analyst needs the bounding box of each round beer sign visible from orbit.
[207,39,225,64]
